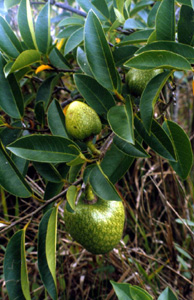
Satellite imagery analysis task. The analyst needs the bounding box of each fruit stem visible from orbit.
[114,90,125,103]
[85,184,96,202]
[86,140,101,156]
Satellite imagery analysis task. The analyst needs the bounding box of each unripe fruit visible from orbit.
[64,101,102,140]
[126,68,163,97]
[64,198,125,254]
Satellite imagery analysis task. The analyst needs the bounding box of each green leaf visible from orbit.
[124,18,146,30]
[77,47,93,76]
[101,143,134,184]
[35,2,51,54]
[38,207,58,300]
[113,45,138,67]
[114,136,149,158]
[57,25,82,39]
[147,2,160,27]
[158,287,178,300]
[66,185,78,211]
[65,27,84,55]
[136,41,194,64]
[0,53,24,119]
[5,0,20,9]
[178,5,194,47]
[129,286,153,300]
[177,0,192,6]
[47,99,68,138]
[74,74,115,119]
[4,228,31,300]
[118,29,154,46]
[110,281,132,300]
[134,117,176,161]
[49,47,71,70]
[156,0,175,41]
[91,0,110,19]
[108,100,134,144]
[33,162,63,183]
[0,120,22,147]
[58,16,85,27]
[18,0,37,49]
[124,50,192,71]
[163,120,193,180]
[8,50,41,74]
[130,0,154,17]
[89,163,122,201]
[0,16,22,58]
[77,0,109,20]
[84,10,118,91]
[7,135,80,163]
[140,71,172,133]
[0,142,32,197]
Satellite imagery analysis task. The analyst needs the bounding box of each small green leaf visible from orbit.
[113,45,138,67]
[8,50,41,74]
[47,99,68,138]
[33,162,63,183]
[74,74,115,119]
[114,136,149,158]
[7,135,80,163]
[4,228,31,300]
[124,18,146,30]
[156,0,175,41]
[66,185,78,211]
[77,0,108,20]
[35,2,51,54]
[110,281,132,300]
[119,29,154,46]
[18,0,37,49]
[158,287,178,300]
[65,27,84,55]
[85,10,118,91]
[5,0,20,9]
[130,0,154,17]
[129,285,153,300]
[147,2,160,27]
[163,120,193,179]
[49,47,71,70]
[77,47,93,76]
[58,16,85,27]
[38,207,58,300]
[89,163,122,201]
[178,5,194,46]
[124,50,192,71]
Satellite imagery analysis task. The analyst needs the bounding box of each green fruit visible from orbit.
[64,198,125,254]
[126,68,163,97]
[65,101,102,140]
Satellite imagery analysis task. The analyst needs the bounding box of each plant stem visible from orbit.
[86,140,101,156]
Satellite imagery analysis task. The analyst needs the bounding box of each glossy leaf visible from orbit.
[124,18,146,30]
[130,286,153,300]
[89,163,122,201]
[0,16,22,58]
[35,2,51,54]
[91,0,109,19]
[65,27,84,55]
[163,120,193,180]
[5,0,20,9]
[147,2,160,28]
[119,29,154,46]
[114,136,149,158]
[0,53,24,119]
[130,0,154,17]
[0,120,22,147]
[7,135,80,163]
[33,162,63,183]
[136,41,194,64]
[77,47,93,76]
[178,5,194,47]
[84,10,118,91]
[47,99,68,138]
[8,50,41,74]
[57,25,82,39]
[156,0,175,41]
[74,74,115,118]
[140,71,172,133]
[18,0,37,49]
[38,206,58,300]
[49,47,70,70]
[158,287,178,300]
[108,100,134,144]
[4,228,31,300]
[77,0,109,20]
[113,45,138,67]
[134,117,176,161]
[110,281,132,300]
[58,16,85,27]
[66,185,78,211]
[100,143,134,184]
[124,50,192,71]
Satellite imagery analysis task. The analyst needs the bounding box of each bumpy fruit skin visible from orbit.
[127,68,163,97]
[65,101,102,140]
[64,198,125,254]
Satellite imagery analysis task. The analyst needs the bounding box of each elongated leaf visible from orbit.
[0,54,24,119]
[130,286,153,300]
[5,0,20,9]
[178,5,194,46]
[108,101,134,144]
[119,29,154,46]
[58,16,85,27]
[91,0,109,19]
[147,2,160,27]
[124,50,192,71]
[7,135,80,163]
[0,16,22,58]
[4,228,31,300]
[38,207,58,300]
[89,163,121,201]
[77,0,108,20]
[49,47,70,70]
[134,117,176,161]
[158,287,178,300]
[0,121,22,147]
[33,162,62,183]
[47,99,68,138]
[113,45,138,67]
[74,74,115,119]
[110,281,132,300]
[8,50,41,74]
[156,0,175,41]
[85,10,118,91]
[130,0,154,17]
[136,41,194,64]
[35,2,51,54]
[114,136,149,158]
[124,18,146,30]
[101,143,134,184]
[140,71,172,133]
[163,120,193,180]
[66,185,78,211]
[77,47,93,76]
[18,0,37,49]
[57,25,82,39]
[0,142,32,197]
[65,27,84,55]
